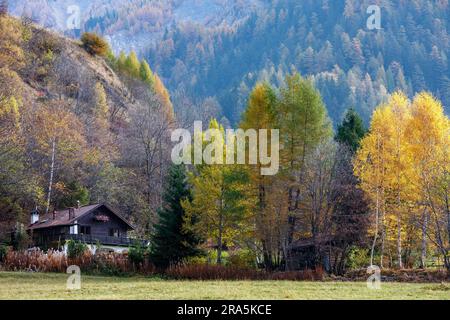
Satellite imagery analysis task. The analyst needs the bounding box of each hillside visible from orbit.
[145,0,450,124]
[10,0,265,53]
[0,15,173,236]
[10,1,450,126]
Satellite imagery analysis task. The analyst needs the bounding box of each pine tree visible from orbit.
[150,164,201,268]
[335,108,366,152]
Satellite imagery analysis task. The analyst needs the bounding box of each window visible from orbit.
[80,226,91,235]
[69,225,78,235]
[109,228,120,238]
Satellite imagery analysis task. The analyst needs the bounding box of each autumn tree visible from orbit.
[182,120,256,265]
[277,73,332,268]
[139,59,155,88]
[81,32,110,57]
[124,51,141,78]
[355,100,393,267]
[404,92,450,270]
[31,100,86,214]
[240,83,282,270]
[355,91,449,269]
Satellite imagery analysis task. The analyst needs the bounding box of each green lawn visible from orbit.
[0,272,448,300]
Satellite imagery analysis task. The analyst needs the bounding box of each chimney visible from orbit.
[69,207,75,220]
[77,200,81,209]
[52,210,57,220]
[30,208,39,224]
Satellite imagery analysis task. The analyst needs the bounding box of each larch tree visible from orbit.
[277,73,332,268]
[240,82,280,270]
[124,51,141,78]
[139,59,155,88]
[182,119,256,265]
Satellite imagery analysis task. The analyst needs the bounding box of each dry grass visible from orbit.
[165,264,324,281]
[1,249,155,275]
[0,272,448,300]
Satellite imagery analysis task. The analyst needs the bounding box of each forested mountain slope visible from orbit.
[0,15,173,236]
[145,0,450,124]
[10,0,264,53]
[10,1,450,125]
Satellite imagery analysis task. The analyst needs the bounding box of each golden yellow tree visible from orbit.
[240,83,283,269]
[32,100,86,214]
[182,119,256,265]
[404,92,450,270]
[355,103,390,267]
[355,92,412,268]
[356,91,450,270]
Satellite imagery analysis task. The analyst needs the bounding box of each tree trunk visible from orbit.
[45,139,56,215]
[370,187,380,266]
[217,209,223,265]
[397,211,403,269]
[420,209,428,269]
[380,225,385,269]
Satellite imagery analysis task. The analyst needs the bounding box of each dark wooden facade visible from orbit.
[28,204,140,249]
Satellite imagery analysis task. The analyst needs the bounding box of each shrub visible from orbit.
[81,32,109,56]
[11,224,29,251]
[66,240,88,259]
[165,263,325,281]
[346,246,371,270]
[166,263,263,281]
[0,245,8,263]
[1,248,156,276]
[3,249,69,272]
[128,242,147,267]
[227,249,257,269]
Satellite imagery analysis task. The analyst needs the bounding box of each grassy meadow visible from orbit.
[0,272,448,300]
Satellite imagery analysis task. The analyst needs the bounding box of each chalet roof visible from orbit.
[27,204,134,231]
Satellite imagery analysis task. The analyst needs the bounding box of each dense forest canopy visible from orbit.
[11,0,450,125]
[145,0,450,125]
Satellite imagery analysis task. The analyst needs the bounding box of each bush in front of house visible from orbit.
[0,248,155,275]
[11,224,30,251]
[80,32,109,56]
[66,240,88,259]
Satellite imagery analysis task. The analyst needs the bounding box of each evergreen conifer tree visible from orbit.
[150,165,201,268]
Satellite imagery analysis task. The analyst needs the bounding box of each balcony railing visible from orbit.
[39,234,148,247]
